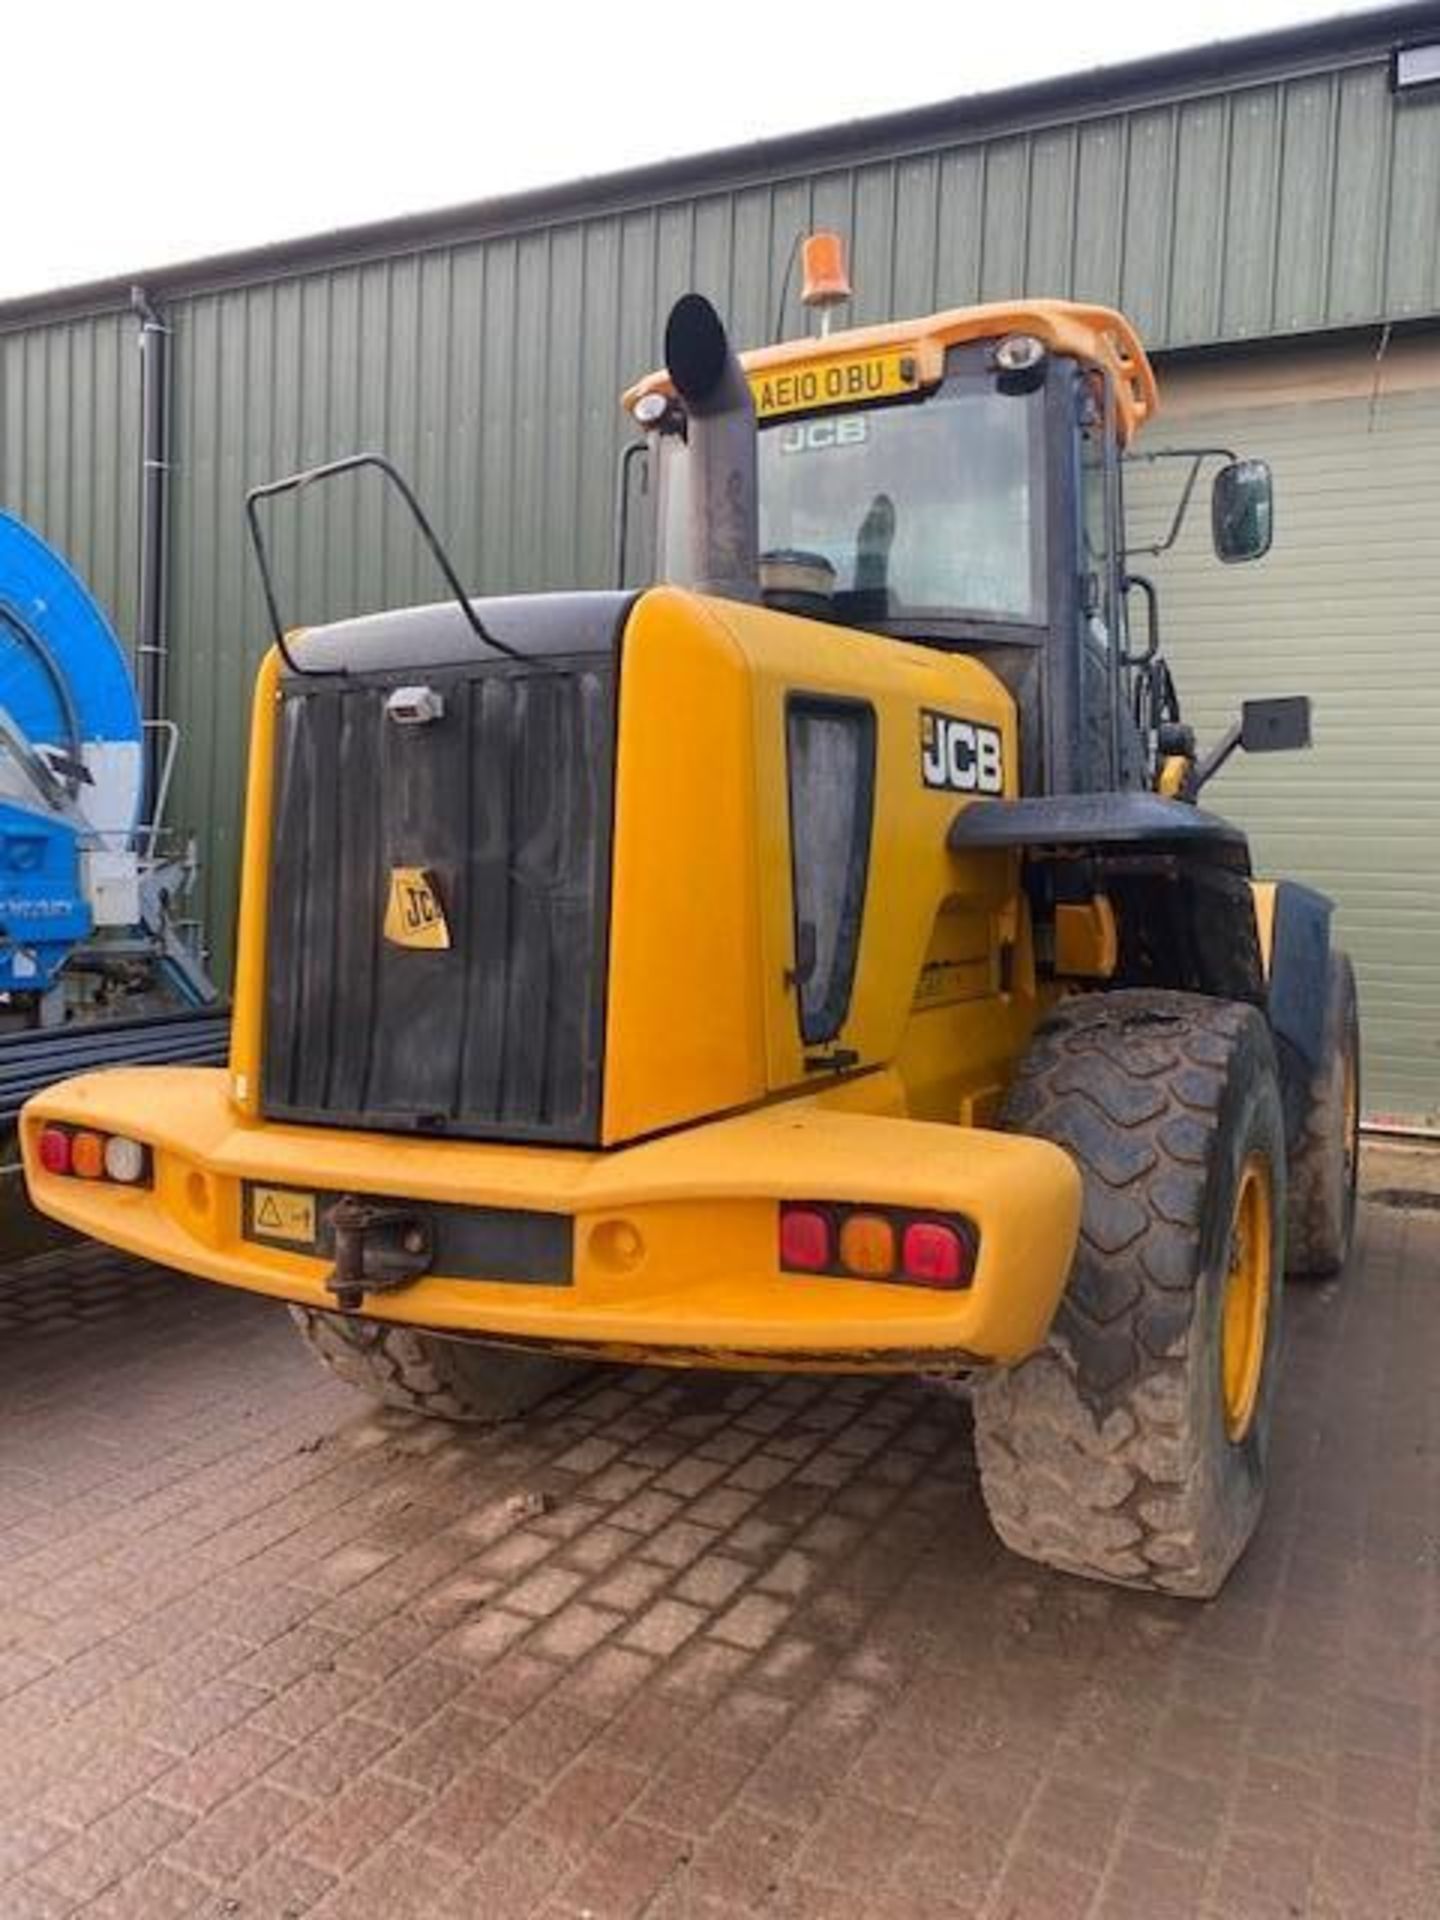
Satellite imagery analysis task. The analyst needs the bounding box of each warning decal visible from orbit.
[249,1186,317,1246]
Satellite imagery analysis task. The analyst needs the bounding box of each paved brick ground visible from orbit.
[1,1176,1438,1919]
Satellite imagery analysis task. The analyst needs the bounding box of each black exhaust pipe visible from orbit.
[663,293,758,602]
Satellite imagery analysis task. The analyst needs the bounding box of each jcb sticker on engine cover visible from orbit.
[919,711,1004,794]
[383,867,451,950]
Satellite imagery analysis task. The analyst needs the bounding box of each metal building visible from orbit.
[1,3,1437,1123]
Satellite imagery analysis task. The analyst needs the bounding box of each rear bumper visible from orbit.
[21,1069,1081,1373]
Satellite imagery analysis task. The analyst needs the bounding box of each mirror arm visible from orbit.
[1192,720,1242,794]
[1122,446,1238,559]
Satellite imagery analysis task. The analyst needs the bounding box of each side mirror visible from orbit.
[1212,458,1273,564]
[1192,694,1312,794]
[1240,695,1310,753]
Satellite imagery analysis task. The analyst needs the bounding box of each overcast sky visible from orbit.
[1,0,1380,301]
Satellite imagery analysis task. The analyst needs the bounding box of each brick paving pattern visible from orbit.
[0,1179,1437,1918]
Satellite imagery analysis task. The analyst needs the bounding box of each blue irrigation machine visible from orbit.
[0,513,225,1126]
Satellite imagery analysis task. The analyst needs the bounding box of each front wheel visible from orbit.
[972,991,1286,1598]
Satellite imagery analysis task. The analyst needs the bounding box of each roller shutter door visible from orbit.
[1129,346,1440,1130]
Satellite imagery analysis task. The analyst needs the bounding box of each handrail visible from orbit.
[243,451,518,674]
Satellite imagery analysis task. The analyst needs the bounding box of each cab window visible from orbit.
[755,376,1047,628]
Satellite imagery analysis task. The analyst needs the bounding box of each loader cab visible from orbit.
[629,303,1161,799]
[627,291,1272,801]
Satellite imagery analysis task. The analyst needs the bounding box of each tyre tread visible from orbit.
[1286,951,1359,1279]
[973,989,1280,1597]
[290,1308,584,1422]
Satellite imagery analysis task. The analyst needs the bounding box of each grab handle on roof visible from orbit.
[244,451,517,675]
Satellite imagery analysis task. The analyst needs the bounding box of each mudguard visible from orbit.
[1266,880,1332,1076]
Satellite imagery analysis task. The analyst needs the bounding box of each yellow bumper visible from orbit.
[21,1069,1080,1373]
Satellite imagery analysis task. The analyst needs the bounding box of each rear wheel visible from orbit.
[291,1308,588,1422]
[971,990,1286,1597]
[1286,951,1360,1278]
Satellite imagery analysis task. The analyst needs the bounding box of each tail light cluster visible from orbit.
[780,1202,977,1290]
[36,1124,150,1187]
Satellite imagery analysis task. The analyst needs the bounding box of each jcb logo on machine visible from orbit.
[777,416,869,456]
[384,867,451,950]
[920,711,1004,795]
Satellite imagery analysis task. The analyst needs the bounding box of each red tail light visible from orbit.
[780,1203,976,1290]
[37,1126,72,1175]
[780,1206,832,1272]
[901,1220,973,1288]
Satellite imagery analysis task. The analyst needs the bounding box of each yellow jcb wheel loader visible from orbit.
[21,243,1360,1596]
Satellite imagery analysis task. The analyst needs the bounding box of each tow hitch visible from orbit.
[325,1195,434,1312]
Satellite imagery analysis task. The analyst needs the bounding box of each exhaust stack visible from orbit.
[663,294,758,602]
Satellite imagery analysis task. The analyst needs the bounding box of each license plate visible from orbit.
[249,1185,317,1247]
[750,349,920,421]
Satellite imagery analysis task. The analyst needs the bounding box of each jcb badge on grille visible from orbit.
[384,868,451,950]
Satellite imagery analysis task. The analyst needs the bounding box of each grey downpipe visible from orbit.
[663,293,758,601]
[133,285,172,823]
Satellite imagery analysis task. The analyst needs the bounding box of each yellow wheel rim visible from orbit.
[1342,1040,1360,1192]
[1221,1153,1273,1443]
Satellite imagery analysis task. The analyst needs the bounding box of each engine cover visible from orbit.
[261,594,629,1145]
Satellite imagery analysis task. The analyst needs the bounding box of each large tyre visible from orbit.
[291,1308,588,1422]
[971,990,1286,1598]
[1285,951,1360,1279]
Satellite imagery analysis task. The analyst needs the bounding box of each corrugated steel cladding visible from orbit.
[0,314,140,641]
[1125,368,1440,1129]
[0,18,1438,987]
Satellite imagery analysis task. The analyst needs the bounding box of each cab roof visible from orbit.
[624,297,1158,444]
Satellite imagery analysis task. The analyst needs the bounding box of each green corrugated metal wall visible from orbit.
[0,313,140,646]
[0,29,1438,1117]
[1131,374,1440,1130]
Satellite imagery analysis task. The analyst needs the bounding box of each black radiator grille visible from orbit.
[262,651,616,1143]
